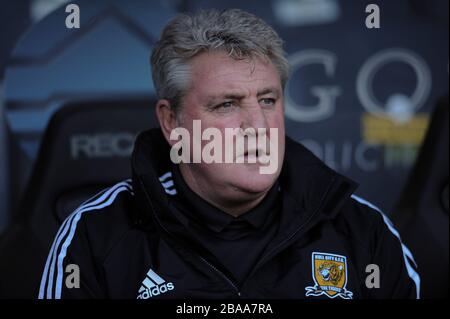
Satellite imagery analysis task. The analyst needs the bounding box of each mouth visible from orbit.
[244,149,260,157]
[240,148,271,164]
[243,148,268,159]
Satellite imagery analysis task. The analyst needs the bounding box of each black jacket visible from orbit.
[38,129,420,299]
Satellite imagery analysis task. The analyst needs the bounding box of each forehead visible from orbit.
[188,51,282,95]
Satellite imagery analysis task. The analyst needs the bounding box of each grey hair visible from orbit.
[150,9,290,111]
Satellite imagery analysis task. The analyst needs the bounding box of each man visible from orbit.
[38,9,419,299]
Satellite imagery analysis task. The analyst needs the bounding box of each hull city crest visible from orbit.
[305,252,353,299]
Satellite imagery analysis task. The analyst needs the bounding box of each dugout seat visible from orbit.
[392,95,449,299]
[0,98,158,298]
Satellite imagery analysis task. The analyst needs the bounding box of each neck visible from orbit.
[178,165,270,217]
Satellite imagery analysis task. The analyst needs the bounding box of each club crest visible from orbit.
[305,252,353,299]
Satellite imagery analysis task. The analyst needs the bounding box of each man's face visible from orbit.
[175,51,285,201]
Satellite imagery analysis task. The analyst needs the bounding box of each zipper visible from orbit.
[138,178,241,297]
[246,177,342,287]
[198,255,241,297]
[138,173,335,297]
[255,209,316,272]
[237,212,316,293]
[241,179,340,294]
[240,182,335,290]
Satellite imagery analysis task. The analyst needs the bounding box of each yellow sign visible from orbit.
[362,113,429,146]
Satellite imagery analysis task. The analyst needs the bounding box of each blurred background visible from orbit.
[0,0,448,298]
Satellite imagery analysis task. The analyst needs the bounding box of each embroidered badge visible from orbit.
[305,252,353,299]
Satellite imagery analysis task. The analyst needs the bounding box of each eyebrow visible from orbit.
[257,87,280,98]
[206,87,281,103]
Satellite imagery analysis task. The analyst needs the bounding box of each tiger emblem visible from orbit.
[305,252,353,299]
[318,262,344,285]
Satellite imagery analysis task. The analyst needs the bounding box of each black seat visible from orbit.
[0,98,158,298]
[392,96,449,299]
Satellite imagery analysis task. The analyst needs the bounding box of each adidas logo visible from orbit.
[137,268,175,299]
[159,172,177,195]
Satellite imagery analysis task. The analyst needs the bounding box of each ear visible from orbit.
[155,99,179,146]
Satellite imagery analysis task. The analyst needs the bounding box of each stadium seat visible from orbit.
[392,96,449,299]
[0,98,158,298]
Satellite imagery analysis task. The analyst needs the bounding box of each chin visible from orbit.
[228,164,279,194]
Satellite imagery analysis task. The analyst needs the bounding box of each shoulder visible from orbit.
[343,195,420,298]
[346,194,398,241]
[59,180,137,257]
[340,194,418,271]
[74,179,135,224]
[333,194,401,253]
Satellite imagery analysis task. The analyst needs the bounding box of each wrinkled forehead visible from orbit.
[187,51,283,97]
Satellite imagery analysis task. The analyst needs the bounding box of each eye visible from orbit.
[214,101,236,110]
[221,101,234,108]
[260,98,276,107]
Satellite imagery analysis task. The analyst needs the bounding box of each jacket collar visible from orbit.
[170,162,280,233]
[130,128,358,236]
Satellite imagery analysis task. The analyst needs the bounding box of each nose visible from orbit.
[240,100,268,132]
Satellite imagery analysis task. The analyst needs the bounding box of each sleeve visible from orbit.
[354,196,420,299]
[369,215,420,299]
[38,213,106,299]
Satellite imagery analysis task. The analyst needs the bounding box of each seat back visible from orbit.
[392,96,449,299]
[0,98,158,297]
